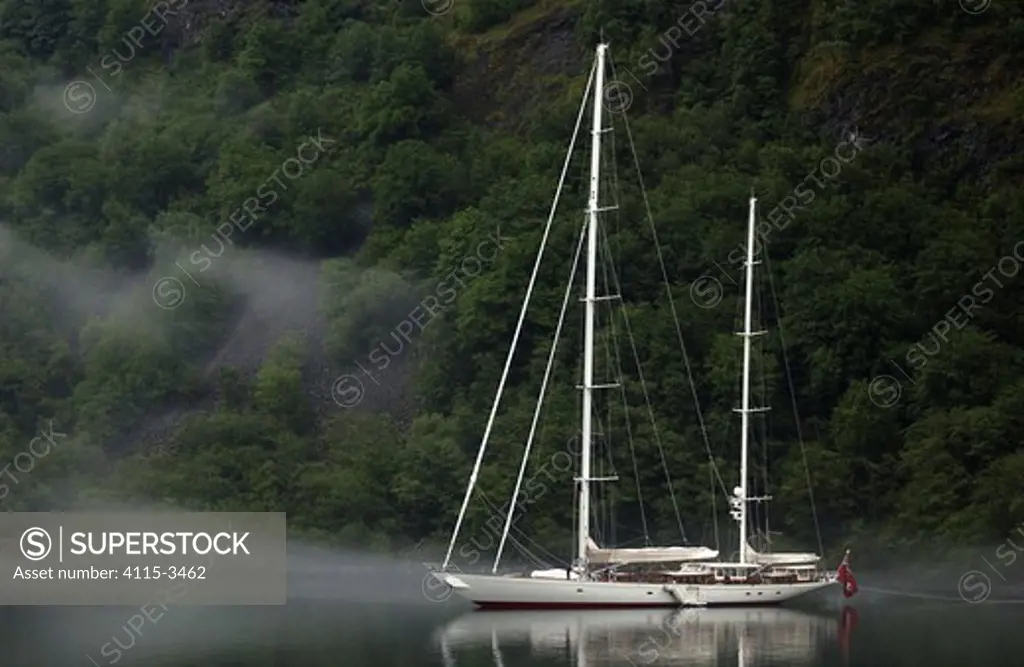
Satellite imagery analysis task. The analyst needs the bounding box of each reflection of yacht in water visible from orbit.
[436,607,851,667]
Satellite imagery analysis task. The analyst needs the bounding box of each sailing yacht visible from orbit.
[429,43,848,608]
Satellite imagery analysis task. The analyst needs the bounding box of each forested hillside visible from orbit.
[1,0,1022,564]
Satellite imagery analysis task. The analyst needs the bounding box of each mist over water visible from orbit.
[285,542,442,604]
[5,542,456,666]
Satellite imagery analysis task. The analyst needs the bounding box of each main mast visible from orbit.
[578,43,607,570]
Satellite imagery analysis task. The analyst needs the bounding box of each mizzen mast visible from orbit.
[732,194,770,563]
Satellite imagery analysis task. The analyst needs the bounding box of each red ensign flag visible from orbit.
[836,549,858,598]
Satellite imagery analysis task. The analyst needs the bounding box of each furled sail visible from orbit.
[744,542,820,565]
[586,538,719,565]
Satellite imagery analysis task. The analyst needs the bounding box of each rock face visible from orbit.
[167,0,243,48]
[451,5,585,130]
[795,32,1022,185]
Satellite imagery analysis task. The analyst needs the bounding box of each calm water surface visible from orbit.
[4,566,1022,667]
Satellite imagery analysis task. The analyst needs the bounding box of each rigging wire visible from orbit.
[570,96,592,560]
[598,294,618,547]
[480,491,566,569]
[440,55,597,571]
[600,85,619,548]
[600,85,651,547]
[492,215,588,572]
[598,88,651,549]
[749,241,772,551]
[764,246,825,558]
[710,464,720,551]
[607,53,731,510]
[858,585,1024,603]
[600,223,652,546]
[598,226,687,543]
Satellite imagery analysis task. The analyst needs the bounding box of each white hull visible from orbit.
[433,572,837,609]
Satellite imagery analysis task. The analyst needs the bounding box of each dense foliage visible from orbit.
[1,0,1022,565]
